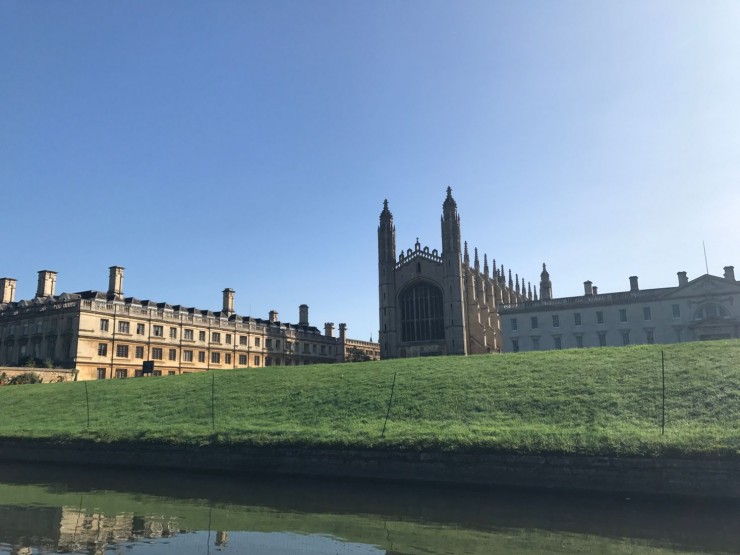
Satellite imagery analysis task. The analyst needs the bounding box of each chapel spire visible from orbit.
[441,187,461,255]
[378,198,396,264]
[539,262,553,301]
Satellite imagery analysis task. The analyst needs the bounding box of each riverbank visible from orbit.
[2,460,736,555]
[0,341,737,496]
[1,341,738,456]
[0,437,737,498]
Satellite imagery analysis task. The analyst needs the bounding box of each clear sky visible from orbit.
[2,1,739,341]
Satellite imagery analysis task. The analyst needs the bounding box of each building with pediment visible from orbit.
[499,267,740,352]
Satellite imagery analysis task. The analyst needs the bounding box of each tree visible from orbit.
[346,347,371,362]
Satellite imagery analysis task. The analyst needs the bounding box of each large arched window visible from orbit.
[400,282,444,342]
[693,303,731,321]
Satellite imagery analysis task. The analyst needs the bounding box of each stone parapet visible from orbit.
[0,367,76,383]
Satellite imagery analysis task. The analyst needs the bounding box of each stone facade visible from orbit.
[378,188,740,356]
[378,188,532,358]
[0,267,378,380]
[500,267,740,352]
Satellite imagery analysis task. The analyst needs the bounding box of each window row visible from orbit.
[97,319,332,351]
[511,305,682,331]
[98,344,264,366]
[99,368,178,379]
[1,318,74,337]
[510,329,655,352]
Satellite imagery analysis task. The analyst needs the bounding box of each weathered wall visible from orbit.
[0,438,736,498]
[0,367,76,383]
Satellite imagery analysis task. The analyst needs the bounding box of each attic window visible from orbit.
[692,303,731,321]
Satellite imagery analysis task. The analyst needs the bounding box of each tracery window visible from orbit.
[400,282,444,342]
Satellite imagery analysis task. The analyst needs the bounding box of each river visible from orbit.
[0,461,736,554]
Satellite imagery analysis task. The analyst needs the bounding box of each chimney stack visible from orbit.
[677,271,688,287]
[222,288,235,316]
[36,270,57,297]
[269,310,279,323]
[339,323,347,342]
[629,276,639,292]
[108,266,124,297]
[592,285,598,295]
[299,304,309,326]
[324,322,334,337]
[583,280,593,296]
[724,266,736,282]
[0,277,17,303]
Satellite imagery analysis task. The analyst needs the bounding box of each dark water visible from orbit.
[0,462,737,555]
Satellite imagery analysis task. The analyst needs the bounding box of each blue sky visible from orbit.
[2,1,739,341]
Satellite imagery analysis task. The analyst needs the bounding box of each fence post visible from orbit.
[661,350,665,435]
[84,381,90,429]
[381,371,397,438]
[211,372,216,432]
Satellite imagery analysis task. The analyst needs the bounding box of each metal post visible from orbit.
[84,381,90,429]
[381,371,397,438]
[661,350,665,435]
[211,372,216,432]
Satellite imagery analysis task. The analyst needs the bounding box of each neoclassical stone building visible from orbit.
[499,266,740,352]
[0,267,379,380]
[378,188,534,358]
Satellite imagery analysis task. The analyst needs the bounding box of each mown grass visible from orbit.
[0,341,738,457]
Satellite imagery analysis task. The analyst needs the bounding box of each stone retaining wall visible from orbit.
[0,438,736,498]
[0,367,76,383]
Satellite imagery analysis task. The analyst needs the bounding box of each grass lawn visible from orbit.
[0,340,738,457]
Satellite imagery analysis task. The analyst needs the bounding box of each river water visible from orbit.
[0,461,736,555]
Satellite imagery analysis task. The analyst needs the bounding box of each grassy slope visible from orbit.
[0,341,738,457]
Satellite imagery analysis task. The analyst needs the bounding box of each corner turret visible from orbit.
[441,186,461,255]
[539,263,552,301]
[378,199,396,264]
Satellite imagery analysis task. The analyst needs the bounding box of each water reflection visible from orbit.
[0,461,737,554]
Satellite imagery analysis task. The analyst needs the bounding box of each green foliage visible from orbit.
[7,372,43,385]
[346,347,372,362]
[0,341,738,457]
[16,356,58,369]
[19,356,37,368]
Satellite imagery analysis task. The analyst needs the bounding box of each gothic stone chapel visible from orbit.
[378,188,537,358]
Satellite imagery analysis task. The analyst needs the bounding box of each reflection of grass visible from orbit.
[0,341,738,457]
[0,482,718,555]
